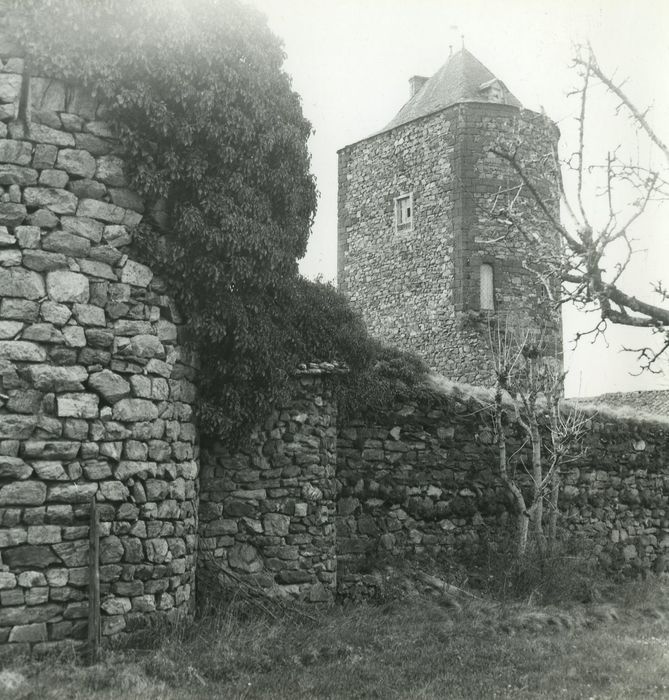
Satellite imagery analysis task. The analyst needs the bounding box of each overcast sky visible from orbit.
[250,0,669,397]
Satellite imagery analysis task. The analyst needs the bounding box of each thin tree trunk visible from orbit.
[495,387,529,558]
[548,467,560,552]
[529,415,546,555]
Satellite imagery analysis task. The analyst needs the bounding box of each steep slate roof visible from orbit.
[382,48,522,132]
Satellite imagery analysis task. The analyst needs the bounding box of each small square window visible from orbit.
[395,193,413,230]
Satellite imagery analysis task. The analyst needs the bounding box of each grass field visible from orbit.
[3,576,669,700]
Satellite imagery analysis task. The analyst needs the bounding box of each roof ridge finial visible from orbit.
[449,44,453,57]
[461,34,465,50]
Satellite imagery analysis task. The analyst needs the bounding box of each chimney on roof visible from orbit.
[409,75,428,98]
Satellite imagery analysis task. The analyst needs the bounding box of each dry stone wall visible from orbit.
[337,392,669,597]
[199,366,339,603]
[0,43,198,654]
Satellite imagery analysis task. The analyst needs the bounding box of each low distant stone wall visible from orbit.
[0,38,199,654]
[198,365,340,603]
[336,392,669,596]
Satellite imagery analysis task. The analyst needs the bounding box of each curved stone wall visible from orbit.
[0,40,198,653]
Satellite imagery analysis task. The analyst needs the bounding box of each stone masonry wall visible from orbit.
[0,39,199,654]
[337,391,669,597]
[338,103,561,385]
[199,366,339,603]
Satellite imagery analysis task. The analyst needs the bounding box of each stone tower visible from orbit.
[337,49,562,384]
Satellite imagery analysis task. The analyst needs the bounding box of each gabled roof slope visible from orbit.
[382,48,522,132]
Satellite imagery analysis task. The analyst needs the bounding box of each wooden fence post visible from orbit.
[87,496,100,663]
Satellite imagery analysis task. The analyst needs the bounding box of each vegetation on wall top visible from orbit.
[7,0,426,437]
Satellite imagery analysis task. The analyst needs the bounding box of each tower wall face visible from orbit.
[0,43,198,652]
[338,103,561,384]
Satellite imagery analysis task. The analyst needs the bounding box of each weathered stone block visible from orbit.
[0,415,37,439]
[127,334,164,359]
[120,260,153,288]
[0,455,31,479]
[99,480,129,502]
[27,208,58,228]
[3,546,59,569]
[101,597,131,615]
[100,535,124,564]
[0,139,32,165]
[130,374,152,398]
[74,133,113,157]
[48,482,98,505]
[114,320,152,336]
[61,216,104,243]
[31,144,57,170]
[115,460,157,480]
[15,122,74,147]
[277,570,313,584]
[56,148,96,178]
[0,164,38,186]
[228,543,263,573]
[0,202,26,226]
[88,369,130,404]
[76,198,125,224]
[56,393,99,419]
[89,245,123,267]
[24,187,77,214]
[72,303,106,327]
[42,230,90,256]
[30,77,66,111]
[78,259,116,280]
[103,225,131,247]
[8,623,47,643]
[46,569,69,587]
[0,72,21,103]
[62,325,86,347]
[113,398,159,422]
[21,323,64,344]
[32,461,68,481]
[0,249,21,267]
[1,298,39,321]
[23,249,68,272]
[27,364,87,391]
[0,571,17,589]
[0,529,27,548]
[0,340,46,361]
[95,155,126,186]
[0,267,45,299]
[27,525,62,544]
[46,270,89,303]
[109,187,143,213]
[68,177,107,200]
[263,513,291,536]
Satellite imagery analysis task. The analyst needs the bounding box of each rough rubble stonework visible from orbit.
[336,394,669,597]
[199,366,340,603]
[0,40,199,654]
[338,57,562,385]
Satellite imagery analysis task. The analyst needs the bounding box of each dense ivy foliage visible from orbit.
[7,0,426,437]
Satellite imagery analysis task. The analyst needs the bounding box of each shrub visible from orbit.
[8,0,427,439]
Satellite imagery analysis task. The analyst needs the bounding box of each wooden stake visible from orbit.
[87,496,100,663]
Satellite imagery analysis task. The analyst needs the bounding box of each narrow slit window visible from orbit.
[395,193,413,230]
[480,263,494,310]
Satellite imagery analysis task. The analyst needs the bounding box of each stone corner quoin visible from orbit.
[0,42,199,652]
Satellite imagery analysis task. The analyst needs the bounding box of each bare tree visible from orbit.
[488,322,587,557]
[489,45,669,372]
